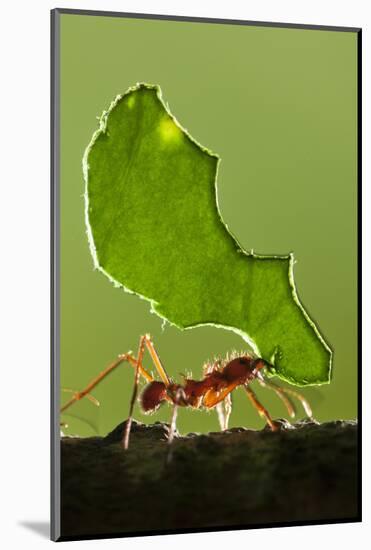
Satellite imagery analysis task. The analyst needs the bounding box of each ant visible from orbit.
[60,334,313,460]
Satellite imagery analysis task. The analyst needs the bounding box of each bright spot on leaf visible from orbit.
[158,117,182,144]
[127,95,135,109]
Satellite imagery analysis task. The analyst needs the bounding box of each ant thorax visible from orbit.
[184,355,263,408]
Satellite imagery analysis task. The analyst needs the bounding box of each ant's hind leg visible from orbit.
[122,334,173,450]
[166,388,185,464]
[244,385,278,431]
[60,352,152,415]
[61,388,100,407]
[142,334,171,386]
[122,336,147,450]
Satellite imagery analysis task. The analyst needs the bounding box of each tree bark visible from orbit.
[60,419,359,539]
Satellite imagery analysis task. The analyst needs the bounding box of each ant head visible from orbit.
[254,358,276,377]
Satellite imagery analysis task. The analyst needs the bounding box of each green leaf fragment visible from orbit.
[83,83,332,386]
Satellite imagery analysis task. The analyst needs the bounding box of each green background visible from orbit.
[59,13,358,436]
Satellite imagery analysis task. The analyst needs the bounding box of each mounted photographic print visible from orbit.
[51,8,361,542]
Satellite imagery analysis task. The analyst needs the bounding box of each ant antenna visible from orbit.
[257,372,313,419]
[256,374,296,418]
[279,385,313,418]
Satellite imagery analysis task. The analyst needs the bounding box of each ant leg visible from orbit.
[60,352,153,415]
[216,393,232,430]
[122,334,173,449]
[142,334,171,386]
[277,385,313,419]
[122,336,147,450]
[216,403,226,430]
[61,335,171,448]
[61,388,100,408]
[244,385,278,431]
[223,393,232,430]
[166,388,184,464]
[256,374,296,419]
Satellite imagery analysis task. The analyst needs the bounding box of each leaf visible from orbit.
[83,83,332,385]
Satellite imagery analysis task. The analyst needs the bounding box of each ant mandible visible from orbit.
[60,334,313,457]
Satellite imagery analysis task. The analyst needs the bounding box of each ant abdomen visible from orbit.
[141,381,167,412]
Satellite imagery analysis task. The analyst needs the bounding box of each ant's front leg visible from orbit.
[244,385,279,431]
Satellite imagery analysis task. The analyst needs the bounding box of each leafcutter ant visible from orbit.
[60,334,313,459]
